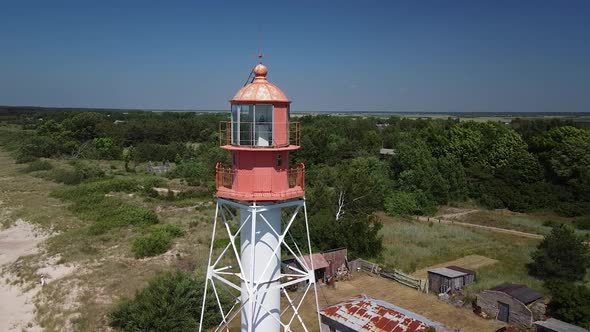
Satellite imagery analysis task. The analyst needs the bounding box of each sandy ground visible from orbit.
[0,219,48,331]
[0,219,75,331]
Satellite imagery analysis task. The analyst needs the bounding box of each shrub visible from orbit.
[384,191,436,216]
[21,160,53,173]
[109,271,232,331]
[131,225,185,258]
[46,168,86,185]
[573,216,590,230]
[132,231,173,258]
[546,282,590,327]
[527,225,590,282]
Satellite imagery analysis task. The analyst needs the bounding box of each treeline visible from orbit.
[288,115,589,256]
[1,110,589,257]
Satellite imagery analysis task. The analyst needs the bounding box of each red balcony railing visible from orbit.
[219,121,300,148]
[215,163,305,200]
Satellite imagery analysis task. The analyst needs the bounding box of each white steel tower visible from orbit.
[199,63,320,332]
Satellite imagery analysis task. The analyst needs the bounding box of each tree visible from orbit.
[109,271,233,331]
[527,225,590,282]
[546,282,590,328]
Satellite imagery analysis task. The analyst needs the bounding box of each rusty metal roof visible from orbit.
[320,294,441,332]
[490,283,542,304]
[302,253,329,270]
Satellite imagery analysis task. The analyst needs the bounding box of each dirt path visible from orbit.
[417,215,544,240]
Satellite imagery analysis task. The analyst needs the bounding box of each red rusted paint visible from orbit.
[320,295,439,332]
[217,63,304,202]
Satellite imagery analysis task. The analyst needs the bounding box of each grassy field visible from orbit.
[376,212,546,296]
[0,142,228,331]
[437,207,589,237]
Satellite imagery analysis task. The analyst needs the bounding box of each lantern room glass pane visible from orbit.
[231,104,239,145]
[239,104,253,145]
[254,104,273,147]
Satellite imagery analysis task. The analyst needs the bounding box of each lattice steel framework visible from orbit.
[199,198,321,332]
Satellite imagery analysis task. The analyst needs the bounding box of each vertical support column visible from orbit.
[240,204,281,332]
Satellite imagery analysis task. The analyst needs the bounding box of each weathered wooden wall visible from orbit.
[476,290,533,328]
[322,248,348,278]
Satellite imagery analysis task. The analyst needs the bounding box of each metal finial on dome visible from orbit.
[254,63,268,79]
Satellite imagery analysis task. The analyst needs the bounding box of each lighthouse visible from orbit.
[199,62,320,332]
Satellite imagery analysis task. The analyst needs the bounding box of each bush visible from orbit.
[132,231,173,258]
[546,282,590,327]
[21,160,53,173]
[384,191,436,216]
[44,161,105,185]
[385,191,418,216]
[527,225,590,282]
[46,168,86,185]
[131,225,185,258]
[573,216,590,230]
[109,271,232,331]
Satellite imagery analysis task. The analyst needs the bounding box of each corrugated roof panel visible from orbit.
[490,283,542,304]
[428,267,467,278]
[320,294,442,332]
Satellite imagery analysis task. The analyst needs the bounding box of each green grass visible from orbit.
[51,176,166,235]
[377,214,546,295]
[449,209,590,237]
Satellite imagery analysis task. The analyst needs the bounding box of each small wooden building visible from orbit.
[476,283,544,328]
[321,247,348,280]
[534,318,589,332]
[427,266,475,294]
[283,253,329,285]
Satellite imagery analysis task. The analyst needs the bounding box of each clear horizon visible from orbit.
[1,1,589,112]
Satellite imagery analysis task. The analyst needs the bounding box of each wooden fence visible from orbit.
[349,259,426,292]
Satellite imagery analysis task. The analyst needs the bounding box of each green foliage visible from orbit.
[16,135,60,163]
[166,161,208,186]
[109,271,232,331]
[384,192,418,216]
[51,176,164,234]
[527,225,590,282]
[20,160,53,173]
[546,282,590,328]
[132,225,185,258]
[44,161,105,185]
[573,216,590,230]
[85,137,122,160]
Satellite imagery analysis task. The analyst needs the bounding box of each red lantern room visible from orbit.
[216,63,304,201]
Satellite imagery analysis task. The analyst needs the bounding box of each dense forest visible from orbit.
[1,110,589,258]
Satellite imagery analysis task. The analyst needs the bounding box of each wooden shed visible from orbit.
[283,253,329,284]
[534,318,589,332]
[476,283,544,328]
[427,267,473,294]
[321,247,348,280]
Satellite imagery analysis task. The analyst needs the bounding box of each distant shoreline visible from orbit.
[1,105,589,120]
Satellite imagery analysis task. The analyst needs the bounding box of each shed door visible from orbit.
[497,302,510,323]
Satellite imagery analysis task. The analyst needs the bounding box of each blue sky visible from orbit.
[0,1,589,112]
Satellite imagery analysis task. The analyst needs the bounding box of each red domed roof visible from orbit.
[231,64,290,103]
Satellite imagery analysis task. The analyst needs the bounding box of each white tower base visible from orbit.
[199,198,321,332]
